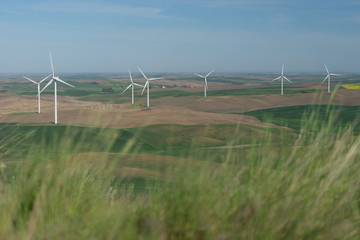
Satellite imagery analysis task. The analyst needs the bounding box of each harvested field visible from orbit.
[0,94,267,128]
[0,79,360,128]
[1,85,359,128]
[151,89,360,113]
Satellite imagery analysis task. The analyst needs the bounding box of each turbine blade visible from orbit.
[322,75,329,84]
[324,64,329,74]
[133,83,143,87]
[330,73,341,76]
[149,78,163,81]
[284,76,292,83]
[129,69,133,83]
[194,73,205,78]
[137,67,148,80]
[272,76,282,81]
[206,69,215,77]
[23,76,38,84]
[40,79,54,93]
[39,74,52,84]
[50,51,55,77]
[282,64,284,75]
[122,84,132,93]
[56,78,75,88]
[141,81,148,95]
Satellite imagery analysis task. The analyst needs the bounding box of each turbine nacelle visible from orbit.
[194,69,215,80]
[137,67,163,107]
[322,64,341,93]
[22,74,52,114]
[194,70,215,97]
[272,64,292,95]
[23,74,52,85]
[138,67,163,96]
[40,51,76,124]
[194,73,205,78]
[122,69,143,94]
[272,65,292,83]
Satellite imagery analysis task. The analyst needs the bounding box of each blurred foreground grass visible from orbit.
[0,107,360,239]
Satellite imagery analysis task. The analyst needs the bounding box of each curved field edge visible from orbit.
[243,104,360,132]
[0,123,293,162]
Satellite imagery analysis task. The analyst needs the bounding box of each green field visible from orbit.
[244,105,360,132]
[78,86,317,103]
[1,112,360,238]
[10,112,36,116]
[2,75,360,238]
[1,77,319,101]
[0,123,294,196]
[0,123,292,163]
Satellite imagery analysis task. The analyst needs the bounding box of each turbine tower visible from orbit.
[23,74,52,113]
[323,64,341,93]
[41,51,75,124]
[122,69,143,104]
[272,64,292,95]
[138,67,163,107]
[194,70,215,97]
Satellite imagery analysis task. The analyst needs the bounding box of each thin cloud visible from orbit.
[30,1,166,18]
[209,0,280,5]
[181,0,282,7]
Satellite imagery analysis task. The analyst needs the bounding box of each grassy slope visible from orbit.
[0,123,294,195]
[0,123,290,162]
[0,113,360,239]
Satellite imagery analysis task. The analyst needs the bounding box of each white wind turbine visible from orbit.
[194,69,215,97]
[23,74,52,113]
[322,64,341,93]
[122,69,143,104]
[138,67,163,107]
[41,51,75,124]
[272,64,292,95]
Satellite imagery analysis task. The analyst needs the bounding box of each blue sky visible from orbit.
[0,0,359,73]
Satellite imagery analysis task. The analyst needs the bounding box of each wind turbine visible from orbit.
[122,69,143,104]
[322,64,341,93]
[272,64,292,95]
[138,67,163,107]
[23,74,52,113]
[194,69,215,97]
[41,51,75,124]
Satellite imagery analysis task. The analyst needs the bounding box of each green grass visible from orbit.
[0,124,290,163]
[1,107,360,238]
[1,79,318,103]
[10,112,36,116]
[80,87,317,103]
[244,105,360,132]
[0,125,153,162]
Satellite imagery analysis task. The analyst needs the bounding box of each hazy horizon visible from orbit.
[1,71,360,77]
